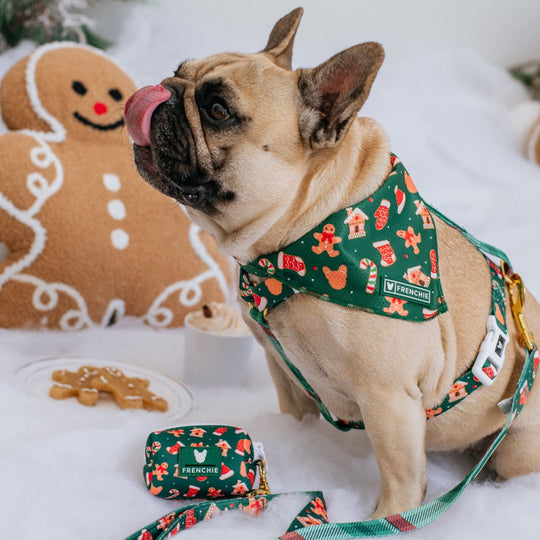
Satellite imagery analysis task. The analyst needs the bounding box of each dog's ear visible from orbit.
[299,42,384,149]
[262,7,303,70]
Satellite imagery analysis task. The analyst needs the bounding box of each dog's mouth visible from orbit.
[126,84,234,214]
[73,112,124,131]
[132,144,232,213]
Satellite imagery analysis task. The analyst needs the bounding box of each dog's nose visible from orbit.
[124,84,171,146]
[179,185,206,207]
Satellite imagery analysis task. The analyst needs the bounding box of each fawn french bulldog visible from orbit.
[125,8,540,518]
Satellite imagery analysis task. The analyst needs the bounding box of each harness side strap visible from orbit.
[425,202,511,264]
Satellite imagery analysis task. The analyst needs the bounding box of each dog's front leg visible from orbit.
[265,349,320,420]
[361,390,427,518]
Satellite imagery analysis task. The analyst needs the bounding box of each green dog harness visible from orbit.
[239,155,510,428]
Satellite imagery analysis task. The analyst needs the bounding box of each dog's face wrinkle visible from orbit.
[195,78,251,134]
[134,96,236,215]
[150,101,199,185]
[174,59,192,77]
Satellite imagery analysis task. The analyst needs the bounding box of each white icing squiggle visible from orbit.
[11,273,92,330]
[0,134,61,291]
[142,223,231,328]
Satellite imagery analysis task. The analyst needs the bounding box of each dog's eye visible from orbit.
[208,100,230,121]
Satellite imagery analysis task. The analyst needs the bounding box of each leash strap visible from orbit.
[126,342,539,539]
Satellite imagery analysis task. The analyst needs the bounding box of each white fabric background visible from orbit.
[1,1,540,538]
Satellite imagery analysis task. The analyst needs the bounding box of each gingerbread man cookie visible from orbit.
[383,297,409,316]
[0,43,231,330]
[397,226,422,254]
[312,223,341,257]
[49,365,100,406]
[91,366,168,411]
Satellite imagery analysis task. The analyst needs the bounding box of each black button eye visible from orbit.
[72,81,87,95]
[109,89,122,101]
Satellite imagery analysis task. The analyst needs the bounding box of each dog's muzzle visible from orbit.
[125,82,234,213]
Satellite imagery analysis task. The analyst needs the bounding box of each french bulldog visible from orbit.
[125,8,540,518]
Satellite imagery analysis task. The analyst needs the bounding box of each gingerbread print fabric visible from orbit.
[242,155,447,322]
[143,425,258,500]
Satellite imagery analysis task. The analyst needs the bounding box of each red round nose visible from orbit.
[94,102,108,115]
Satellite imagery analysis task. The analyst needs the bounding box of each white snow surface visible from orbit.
[1,3,540,539]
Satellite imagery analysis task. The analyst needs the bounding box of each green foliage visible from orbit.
[82,25,111,50]
[510,61,540,101]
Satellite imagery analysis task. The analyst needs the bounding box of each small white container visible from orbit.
[183,312,254,386]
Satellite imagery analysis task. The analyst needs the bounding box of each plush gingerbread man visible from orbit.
[312,223,341,257]
[0,43,231,330]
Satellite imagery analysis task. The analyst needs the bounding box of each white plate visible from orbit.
[14,356,193,426]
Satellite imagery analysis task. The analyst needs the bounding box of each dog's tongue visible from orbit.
[124,84,171,146]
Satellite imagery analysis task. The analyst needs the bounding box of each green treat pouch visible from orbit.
[143,425,265,500]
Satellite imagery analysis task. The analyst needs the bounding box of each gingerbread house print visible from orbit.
[414,200,434,229]
[215,439,232,457]
[448,381,468,402]
[232,480,249,496]
[404,265,431,287]
[190,427,207,438]
[344,207,369,239]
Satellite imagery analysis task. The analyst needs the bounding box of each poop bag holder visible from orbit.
[144,424,267,499]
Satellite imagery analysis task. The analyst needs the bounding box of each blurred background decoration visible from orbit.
[0,0,139,52]
[511,62,540,101]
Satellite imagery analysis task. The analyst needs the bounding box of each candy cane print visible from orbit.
[239,281,251,298]
[359,258,377,294]
[165,488,180,499]
[430,249,438,278]
[423,307,438,319]
[258,258,275,275]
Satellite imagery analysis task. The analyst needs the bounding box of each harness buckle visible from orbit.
[472,315,508,386]
[502,262,535,352]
